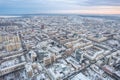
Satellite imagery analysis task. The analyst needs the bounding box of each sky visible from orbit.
[0,0,120,14]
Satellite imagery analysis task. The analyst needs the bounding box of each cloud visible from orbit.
[85,0,120,6]
[0,0,120,14]
[46,6,120,14]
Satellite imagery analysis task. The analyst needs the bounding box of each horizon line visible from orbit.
[0,13,120,16]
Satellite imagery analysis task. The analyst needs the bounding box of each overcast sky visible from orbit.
[0,0,120,14]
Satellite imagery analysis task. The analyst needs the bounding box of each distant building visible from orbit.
[41,24,44,29]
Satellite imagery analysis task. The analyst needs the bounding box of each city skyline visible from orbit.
[0,0,120,15]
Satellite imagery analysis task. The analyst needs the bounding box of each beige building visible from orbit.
[5,43,21,52]
[0,35,3,43]
[43,53,56,66]
[0,62,26,76]
[81,44,109,61]
[3,35,21,52]
[64,38,92,50]
[64,48,74,56]
[87,35,108,43]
